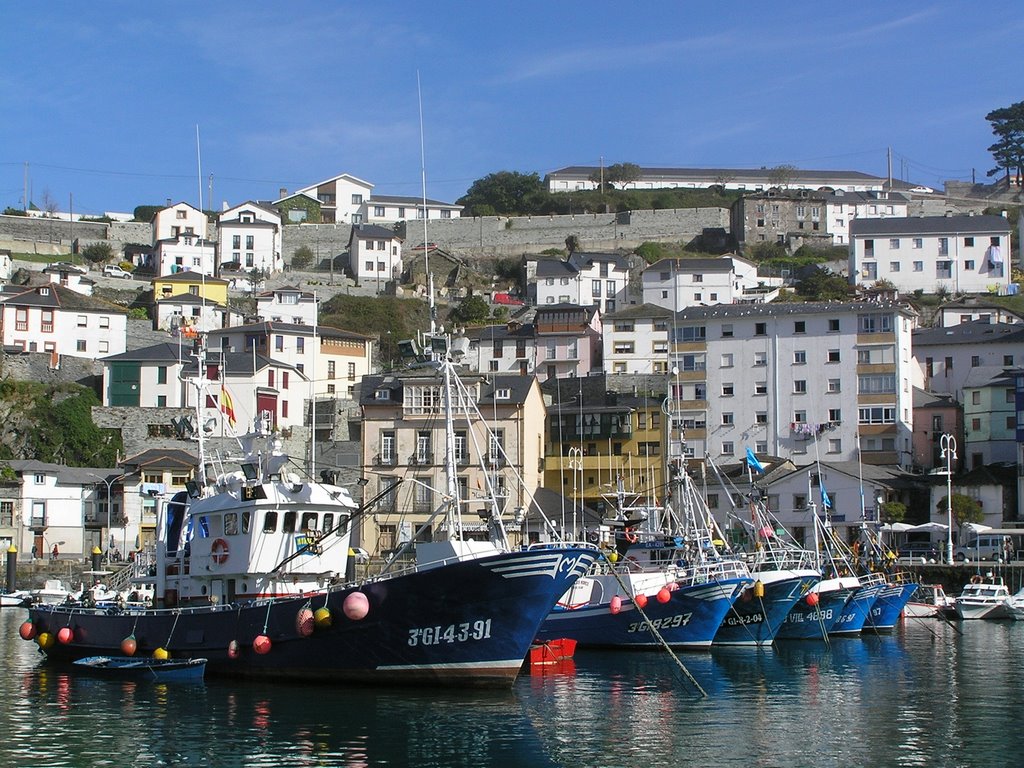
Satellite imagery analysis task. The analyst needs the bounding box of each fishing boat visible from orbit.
[0,590,30,608]
[20,329,597,687]
[535,466,752,650]
[903,584,954,619]
[864,577,919,631]
[73,655,207,682]
[707,459,819,647]
[830,571,885,635]
[954,575,1012,620]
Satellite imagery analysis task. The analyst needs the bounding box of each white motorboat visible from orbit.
[903,584,955,619]
[954,576,1011,620]
[0,590,31,608]
[29,579,74,606]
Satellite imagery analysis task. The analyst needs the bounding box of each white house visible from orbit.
[256,286,318,326]
[347,225,403,290]
[153,293,245,334]
[9,460,100,562]
[152,202,208,245]
[911,320,1024,398]
[286,173,374,225]
[154,233,217,276]
[42,262,94,296]
[529,252,632,315]
[603,304,672,375]
[849,214,1012,294]
[217,201,283,274]
[640,255,778,310]
[825,190,909,245]
[102,342,189,408]
[0,283,128,359]
[362,195,462,223]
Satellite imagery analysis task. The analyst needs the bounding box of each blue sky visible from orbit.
[1,2,1020,216]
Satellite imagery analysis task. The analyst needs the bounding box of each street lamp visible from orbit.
[940,434,957,565]
[87,472,130,558]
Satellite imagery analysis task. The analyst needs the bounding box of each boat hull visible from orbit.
[864,582,918,632]
[73,656,206,682]
[776,585,852,640]
[713,571,819,646]
[830,584,884,636]
[954,601,1011,620]
[535,577,751,649]
[24,547,596,688]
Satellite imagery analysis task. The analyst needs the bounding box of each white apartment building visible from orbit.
[910,320,1024,398]
[152,202,208,244]
[603,304,672,375]
[825,190,909,245]
[155,233,217,276]
[667,301,917,469]
[207,322,372,399]
[641,256,777,309]
[256,286,318,326]
[362,195,462,224]
[218,202,283,275]
[0,284,128,359]
[849,214,1012,294]
[529,252,631,314]
[347,225,403,289]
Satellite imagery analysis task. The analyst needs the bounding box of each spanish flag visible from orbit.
[219,387,236,427]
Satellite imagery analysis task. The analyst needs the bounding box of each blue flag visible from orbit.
[745,447,766,473]
[821,481,833,510]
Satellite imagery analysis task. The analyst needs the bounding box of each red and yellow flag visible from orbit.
[219,388,236,427]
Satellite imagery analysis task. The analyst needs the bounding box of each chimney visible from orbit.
[279,188,288,199]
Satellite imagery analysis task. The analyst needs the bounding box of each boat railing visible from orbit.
[680,558,750,585]
[749,547,818,572]
[858,572,887,589]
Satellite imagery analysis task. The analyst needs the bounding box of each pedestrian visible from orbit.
[50,543,59,561]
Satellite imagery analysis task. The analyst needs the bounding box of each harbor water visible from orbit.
[1,609,1022,768]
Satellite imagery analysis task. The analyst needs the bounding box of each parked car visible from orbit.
[897,543,937,565]
[102,264,133,279]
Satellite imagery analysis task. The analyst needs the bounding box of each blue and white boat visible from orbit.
[776,575,856,640]
[830,572,885,636]
[22,330,597,687]
[865,578,919,631]
[73,655,207,682]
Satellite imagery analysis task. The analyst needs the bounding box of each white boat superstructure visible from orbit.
[954,577,1011,620]
[904,584,954,619]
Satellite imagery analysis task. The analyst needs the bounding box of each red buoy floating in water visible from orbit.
[634,593,648,609]
[313,607,332,629]
[120,635,137,656]
[227,640,240,659]
[656,587,672,604]
[806,591,820,607]
[253,635,272,655]
[296,607,315,637]
[56,627,73,645]
[609,595,622,615]
[343,592,369,621]
[19,621,36,641]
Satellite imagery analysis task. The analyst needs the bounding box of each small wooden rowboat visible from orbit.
[73,656,207,682]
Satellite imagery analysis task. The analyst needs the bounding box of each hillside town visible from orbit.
[0,163,1021,569]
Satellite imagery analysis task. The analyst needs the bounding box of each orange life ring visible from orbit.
[624,528,638,544]
[211,538,230,566]
[970,575,981,584]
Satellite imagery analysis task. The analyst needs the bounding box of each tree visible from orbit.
[82,242,114,264]
[448,294,491,326]
[985,100,1024,185]
[565,234,581,255]
[457,171,545,216]
[291,245,314,270]
[767,164,798,189]
[880,501,907,524]
[605,162,642,190]
[795,266,850,301]
[133,205,163,222]
[937,493,984,539]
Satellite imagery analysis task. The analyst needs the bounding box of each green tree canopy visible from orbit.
[291,245,314,270]
[937,493,985,532]
[456,171,546,216]
[81,242,114,264]
[986,100,1024,184]
[27,388,122,466]
[795,266,850,301]
[133,205,163,222]
[448,294,491,326]
[880,501,907,523]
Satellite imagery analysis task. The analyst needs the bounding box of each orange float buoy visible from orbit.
[634,593,648,609]
[754,580,765,599]
[120,635,137,656]
[37,632,55,650]
[656,587,671,604]
[57,627,73,645]
[313,607,332,628]
[19,621,36,641]
[806,592,820,607]
[153,647,169,660]
[343,592,369,621]
[296,607,315,637]
[609,595,622,615]
[253,635,272,655]
[227,640,240,659]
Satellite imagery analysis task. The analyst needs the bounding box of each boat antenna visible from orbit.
[417,70,435,333]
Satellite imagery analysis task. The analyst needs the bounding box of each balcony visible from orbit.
[410,454,434,466]
[375,454,397,467]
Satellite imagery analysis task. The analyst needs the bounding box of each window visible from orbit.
[889,238,900,249]
[365,261,373,272]
[913,261,924,272]
[827,378,841,393]
[972,391,981,405]
[722,413,734,426]
[755,322,767,336]
[347,362,356,381]
[1004,354,1015,366]
[374,206,385,217]
[1008,388,1016,404]
[827,349,840,363]
[614,342,635,354]
[1008,415,1016,430]
[157,366,168,385]
[794,380,807,394]
[76,340,87,352]
[755,412,768,424]
[794,321,806,334]
[675,326,706,342]
[352,194,363,205]
[859,406,896,424]
[592,280,601,298]
[858,374,896,394]
[793,350,806,364]
[964,260,975,271]
[827,439,841,453]
[297,337,304,354]
[890,262,901,272]
[859,314,893,333]
[794,410,806,423]
[754,381,767,395]
[828,408,841,422]
[753,352,767,366]
[77,315,87,327]
[722,382,734,396]
[721,442,734,455]
[971,355,981,367]
[721,353,733,367]
[692,274,703,283]
[964,237,975,247]
[379,431,395,464]
[327,360,336,380]
[275,336,284,352]
[828,319,840,332]
[721,324,733,338]
[912,238,923,249]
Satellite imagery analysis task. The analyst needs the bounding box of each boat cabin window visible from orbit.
[197,516,211,538]
[323,513,334,533]
[242,511,251,534]
[263,511,278,533]
[224,513,239,536]
[283,511,297,533]
[301,512,318,531]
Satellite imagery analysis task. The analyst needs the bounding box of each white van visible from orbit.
[956,530,1021,562]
